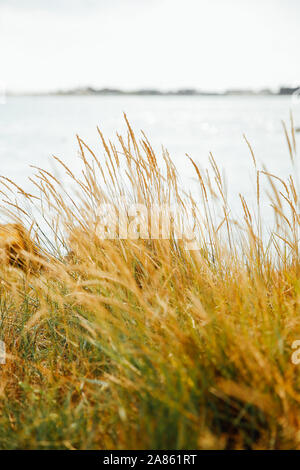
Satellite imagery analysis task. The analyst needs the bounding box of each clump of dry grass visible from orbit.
[0,115,300,449]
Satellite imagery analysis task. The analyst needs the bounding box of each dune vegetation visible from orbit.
[0,115,300,450]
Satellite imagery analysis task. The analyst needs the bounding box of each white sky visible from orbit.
[0,0,299,92]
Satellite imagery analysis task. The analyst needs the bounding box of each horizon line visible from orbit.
[6,84,300,97]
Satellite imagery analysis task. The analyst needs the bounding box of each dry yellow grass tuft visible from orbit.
[0,223,44,272]
[0,116,300,449]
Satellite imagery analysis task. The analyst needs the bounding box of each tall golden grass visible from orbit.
[0,115,300,449]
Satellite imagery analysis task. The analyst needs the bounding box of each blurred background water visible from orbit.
[0,94,299,226]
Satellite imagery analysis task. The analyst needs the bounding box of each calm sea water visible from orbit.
[0,95,299,222]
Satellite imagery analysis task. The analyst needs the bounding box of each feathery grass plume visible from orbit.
[0,116,300,449]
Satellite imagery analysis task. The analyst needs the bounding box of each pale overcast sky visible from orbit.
[0,0,299,92]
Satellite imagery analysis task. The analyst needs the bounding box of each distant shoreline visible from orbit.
[8,86,300,98]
